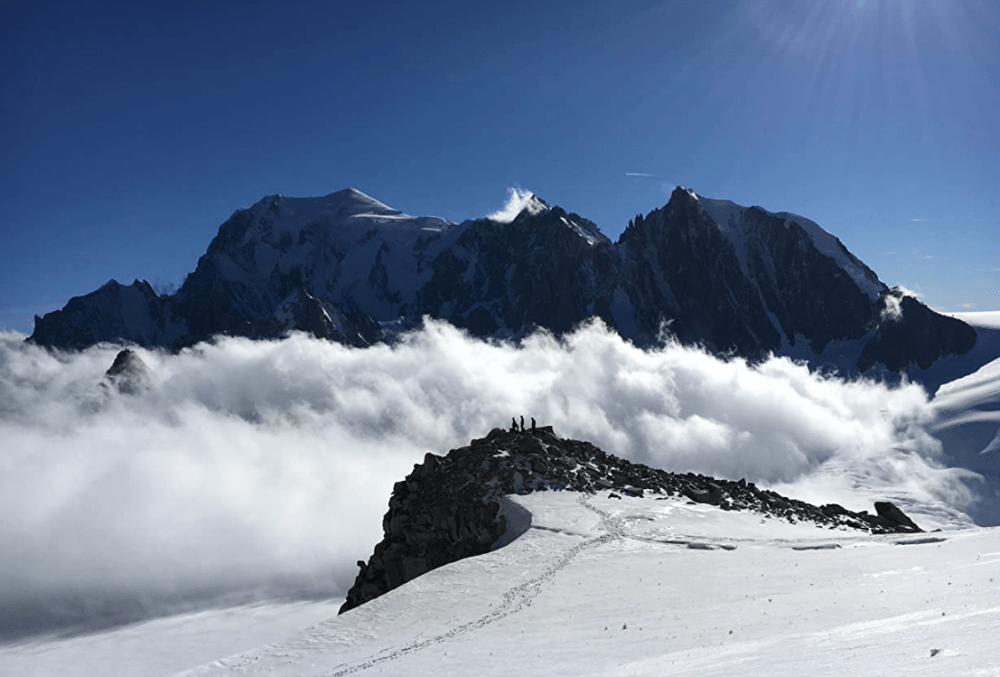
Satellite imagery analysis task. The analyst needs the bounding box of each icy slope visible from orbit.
[0,601,342,677]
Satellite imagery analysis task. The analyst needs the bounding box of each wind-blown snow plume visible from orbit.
[881,294,904,321]
[487,187,546,223]
[881,285,923,321]
[0,322,979,637]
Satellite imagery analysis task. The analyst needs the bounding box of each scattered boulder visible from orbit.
[874,501,922,533]
[684,484,722,505]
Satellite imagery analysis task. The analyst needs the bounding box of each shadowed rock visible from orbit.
[859,289,977,372]
[104,349,151,395]
[875,501,922,533]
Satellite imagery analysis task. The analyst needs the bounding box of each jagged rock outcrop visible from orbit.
[417,200,614,338]
[28,187,976,377]
[874,500,923,532]
[103,349,151,394]
[339,428,921,614]
[30,280,182,350]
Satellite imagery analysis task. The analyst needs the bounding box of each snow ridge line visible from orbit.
[327,493,621,676]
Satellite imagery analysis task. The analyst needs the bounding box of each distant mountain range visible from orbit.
[29,186,976,377]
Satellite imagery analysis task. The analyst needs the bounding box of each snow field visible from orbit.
[157,494,1000,676]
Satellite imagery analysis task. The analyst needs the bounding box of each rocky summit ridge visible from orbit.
[28,187,977,379]
[339,427,922,614]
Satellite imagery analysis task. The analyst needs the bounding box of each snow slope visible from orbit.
[908,311,1000,394]
[5,493,997,677]
[211,189,457,322]
[910,310,1000,526]
[928,320,1000,526]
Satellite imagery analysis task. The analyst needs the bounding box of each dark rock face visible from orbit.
[104,349,151,394]
[617,195,781,355]
[859,289,978,371]
[339,428,922,614]
[28,187,976,377]
[30,280,180,350]
[740,207,877,354]
[272,288,383,346]
[874,501,923,532]
[417,204,613,338]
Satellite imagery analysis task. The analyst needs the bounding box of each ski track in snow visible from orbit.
[326,493,623,675]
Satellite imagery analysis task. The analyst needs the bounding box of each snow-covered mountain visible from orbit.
[29,187,978,378]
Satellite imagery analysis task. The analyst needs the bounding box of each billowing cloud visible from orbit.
[0,321,979,637]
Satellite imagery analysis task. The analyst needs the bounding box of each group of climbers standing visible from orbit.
[510,415,536,433]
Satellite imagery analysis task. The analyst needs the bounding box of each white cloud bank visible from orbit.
[0,321,981,637]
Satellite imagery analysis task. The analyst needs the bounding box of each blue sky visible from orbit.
[2,0,998,333]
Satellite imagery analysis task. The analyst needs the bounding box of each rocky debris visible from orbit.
[103,349,151,395]
[339,428,922,614]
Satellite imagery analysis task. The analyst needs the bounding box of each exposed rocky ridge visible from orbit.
[339,428,922,614]
[31,280,182,350]
[29,187,976,376]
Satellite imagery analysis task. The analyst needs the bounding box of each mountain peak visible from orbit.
[664,185,699,204]
[241,188,407,225]
[487,189,551,223]
[322,188,402,216]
